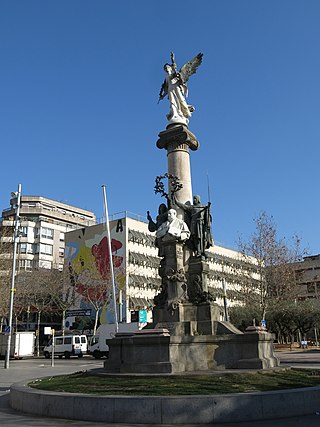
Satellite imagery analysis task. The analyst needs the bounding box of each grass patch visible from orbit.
[29,369,320,396]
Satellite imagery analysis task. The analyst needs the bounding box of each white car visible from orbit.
[43,334,88,359]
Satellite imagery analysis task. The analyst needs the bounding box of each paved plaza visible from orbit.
[2,351,320,426]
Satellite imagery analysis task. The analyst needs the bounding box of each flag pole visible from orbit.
[102,185,119,333]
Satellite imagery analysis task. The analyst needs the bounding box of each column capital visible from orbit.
[156,125,199,151]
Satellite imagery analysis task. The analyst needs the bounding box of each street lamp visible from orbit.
[222,277,229,322]
[4,184,22,369]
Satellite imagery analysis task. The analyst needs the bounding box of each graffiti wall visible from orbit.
[64,219,126,327]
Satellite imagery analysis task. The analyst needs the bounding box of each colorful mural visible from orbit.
[64,219,126,326]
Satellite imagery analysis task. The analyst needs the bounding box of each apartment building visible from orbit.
[0,195,96,272]
[295,254,320,300]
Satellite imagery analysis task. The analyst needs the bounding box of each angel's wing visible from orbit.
[179,53,203,84]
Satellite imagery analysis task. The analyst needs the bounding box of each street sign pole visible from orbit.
[51,329,55,367]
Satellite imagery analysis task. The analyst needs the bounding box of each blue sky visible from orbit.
[1,1,320,254]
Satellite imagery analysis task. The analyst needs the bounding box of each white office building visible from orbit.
[65,212,252,326]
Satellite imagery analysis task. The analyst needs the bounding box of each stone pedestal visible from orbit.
[154,238,190,309]
[151,302,223,336]
[104,327,279,373]
[187,256,213,303]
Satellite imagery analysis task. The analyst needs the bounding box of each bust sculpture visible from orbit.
[156,208,190,242]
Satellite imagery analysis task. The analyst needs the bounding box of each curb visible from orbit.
[9,380,320,424]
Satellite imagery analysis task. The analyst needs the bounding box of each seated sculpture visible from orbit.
[156,208,190,242]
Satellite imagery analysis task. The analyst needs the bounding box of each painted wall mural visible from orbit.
[64,219,126,327]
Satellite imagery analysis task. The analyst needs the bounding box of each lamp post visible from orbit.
[222,277,229,322]
[4,184,22,369]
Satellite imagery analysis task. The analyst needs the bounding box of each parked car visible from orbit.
[43,334,87,359]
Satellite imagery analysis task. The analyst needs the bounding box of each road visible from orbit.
[276,348,320,368]
[1,351,320,426]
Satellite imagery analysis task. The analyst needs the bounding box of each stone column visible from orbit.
[157,125,199,217]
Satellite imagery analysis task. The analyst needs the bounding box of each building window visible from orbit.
[59,232,65,242]
[39,260,52,269]
[307,284,315,293]
[19,243,35,254]
[27,243,36,254]
[59,247,64,257]
[19,243,27,254]
[20,226,28,237]
[40,243,53,256]
[41,227,54,240]
[19,259,33,270]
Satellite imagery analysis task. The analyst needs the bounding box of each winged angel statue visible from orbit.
[159,52,203,126]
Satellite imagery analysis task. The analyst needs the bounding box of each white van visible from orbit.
[43,334,87,359]
[88,323,142,359]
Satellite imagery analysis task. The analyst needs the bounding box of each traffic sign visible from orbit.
[139,309,147,323]
[65,309,92,317]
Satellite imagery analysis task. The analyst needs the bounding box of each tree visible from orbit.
[267,299,320,344]
[229,305,261,331]
[49,266,75,334]
[236,211,304,322]
[0,279,10,331]
[0,223,14,330]
[72,265,112,335]
[15,269,53,355]
[267,301,299,343]
[292,299,320,339]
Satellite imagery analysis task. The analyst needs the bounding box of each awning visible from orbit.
[128,229,156,246]
[129,251,161,268]
[129,274,161,289]
[129,297,154,310]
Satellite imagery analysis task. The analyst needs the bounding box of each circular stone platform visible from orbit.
[9,378,320,424]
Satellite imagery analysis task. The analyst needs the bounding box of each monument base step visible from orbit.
[104,330,279,374]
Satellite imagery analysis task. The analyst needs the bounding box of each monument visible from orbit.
[105,53,279,373]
